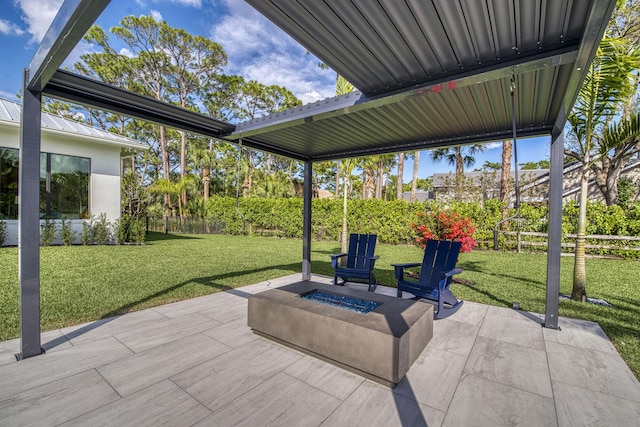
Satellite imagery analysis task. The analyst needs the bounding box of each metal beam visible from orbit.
[18,69,43,359]
[302,161,312,280]
[545,130,564,329]
[231,43,578,139]
[45,71,235,136]
[27,0,110,91]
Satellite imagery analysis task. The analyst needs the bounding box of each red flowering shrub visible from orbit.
[410,210,477,252]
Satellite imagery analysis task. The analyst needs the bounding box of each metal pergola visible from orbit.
[18,0,616,358]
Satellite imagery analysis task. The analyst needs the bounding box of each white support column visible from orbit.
[18,68,43,358]
[545,131,563,329]
[302,161,312,280]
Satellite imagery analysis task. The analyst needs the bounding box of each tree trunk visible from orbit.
[396,152,405,200]
[361,169,367,198]
[455,147,464,177]
[411,151,420,202]
[376,159,383,199]
[202,168,210,203]
[341,178,349,264]
[335,160,340,198]
[572,163,589,302]
[500,140,512,227]
[180,130,187,216]
[159,125,171,218]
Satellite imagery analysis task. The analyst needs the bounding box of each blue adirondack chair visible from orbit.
[393,239,463,319]
[330,233,379,292]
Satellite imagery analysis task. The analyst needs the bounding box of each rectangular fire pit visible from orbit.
[247,281,433,387]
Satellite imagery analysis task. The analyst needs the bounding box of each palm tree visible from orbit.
[430,144,485,177]
[190,141,218,204]
[396,152,405,200]
[410,151,420,202]
[339,158,357,256]
[566,37,640,302]
[500,140,512,225]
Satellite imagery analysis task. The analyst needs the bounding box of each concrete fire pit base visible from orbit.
[247,281,433,387]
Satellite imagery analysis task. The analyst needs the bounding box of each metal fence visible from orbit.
[485,231,640,258]
[146,217,229,234]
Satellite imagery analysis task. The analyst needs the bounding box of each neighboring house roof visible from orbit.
[0,98,147,151]
[433,169,548,188]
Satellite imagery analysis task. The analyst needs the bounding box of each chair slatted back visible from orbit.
[347,234,377,270]
[418,240,462,289]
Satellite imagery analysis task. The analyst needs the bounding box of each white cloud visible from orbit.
[484,142,503,150]
[210,0,335,105]
[0,18,25,36]
[119,48,134,58]
[150,9,163,22]
[15,0,64,43]
[299,90,326,105]
[167,0,201,7]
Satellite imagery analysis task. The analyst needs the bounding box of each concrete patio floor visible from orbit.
[1,274,639,426]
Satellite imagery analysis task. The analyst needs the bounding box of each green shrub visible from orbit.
[93,213,111,245]
[81,220,94,245]
[40,219,57,246]
[60,219,76,246]
[114,214,146,245]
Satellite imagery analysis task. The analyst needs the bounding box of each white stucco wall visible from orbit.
[0,123,129,246]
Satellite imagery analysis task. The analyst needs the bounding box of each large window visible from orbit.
[0,147,90,220]
[0,148,19,219]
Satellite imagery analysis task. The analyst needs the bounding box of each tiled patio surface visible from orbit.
[1,273,639,426]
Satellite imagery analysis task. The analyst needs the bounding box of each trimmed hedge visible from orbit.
[204,196,640,257]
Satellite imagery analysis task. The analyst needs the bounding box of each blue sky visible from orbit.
[0,0,549,181]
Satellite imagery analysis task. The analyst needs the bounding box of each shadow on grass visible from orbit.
[457,259,547,289]
[145,231,200,242]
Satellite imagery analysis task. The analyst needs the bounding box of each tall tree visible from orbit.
[566,37,640,302]
[161,23,226,211]
[431,143,485,198]
[396,152,405,200]
[339,158,357,255]
[410,151,421,202]
[430,144,485,177]
[500,140,512,224]
[237,80,300,196]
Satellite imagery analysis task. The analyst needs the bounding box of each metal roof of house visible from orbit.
[26,0,615,162]
[433,169,549,188]
[0,97,146,151]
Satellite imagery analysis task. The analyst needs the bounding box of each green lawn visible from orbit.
[1,232,638,380]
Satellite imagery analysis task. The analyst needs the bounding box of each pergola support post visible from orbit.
[18,68,43,359]
[302,161,312,280]
[544,130,563,329]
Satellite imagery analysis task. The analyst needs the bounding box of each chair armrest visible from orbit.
[391,262,421,281]
[330,253,347,269]
[445,268,463,277]
[367,255,380,270]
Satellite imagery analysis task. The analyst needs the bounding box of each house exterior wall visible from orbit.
[0,124,123,246]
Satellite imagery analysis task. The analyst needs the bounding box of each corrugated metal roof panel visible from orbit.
[247,0,594,96]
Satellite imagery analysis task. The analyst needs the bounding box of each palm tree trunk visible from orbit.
[159,125,171,218]
[572,163,589,302]
[500,140,512,227]
[180,131,187,215]
[376,159,383,199]
[396,152,405,200]
[335,160,340,198]
[411,151,420,202]
[341,178,349,264]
